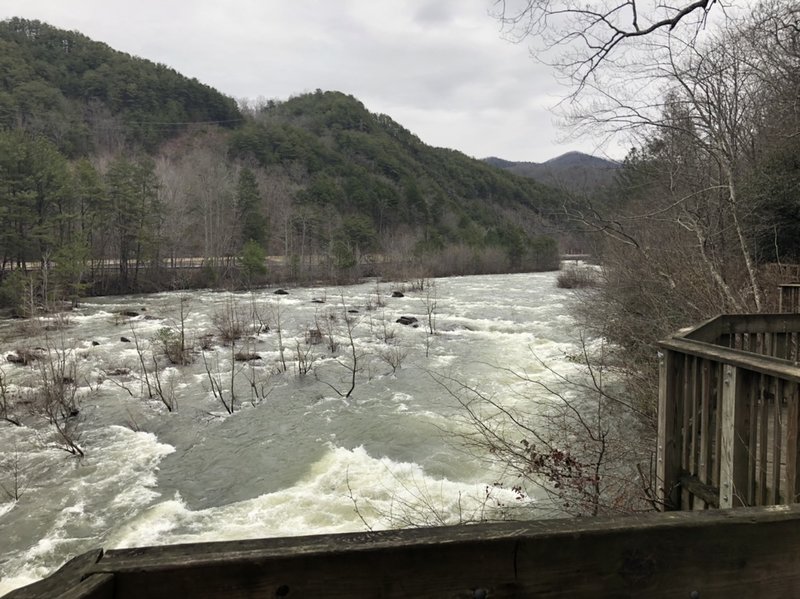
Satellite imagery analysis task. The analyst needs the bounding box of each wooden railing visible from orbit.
[8,505,800,598]
[658,313,800,511]
[779,283,800,313]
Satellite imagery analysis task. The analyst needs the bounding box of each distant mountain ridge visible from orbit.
[484,151,619,192]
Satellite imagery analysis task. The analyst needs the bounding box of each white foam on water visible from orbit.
[106,444,526,550]
[0,426,174,595]
[0,272,580,595]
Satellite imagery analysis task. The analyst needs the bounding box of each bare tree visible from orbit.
[0,367,22,426]
[0,444,33,502]
[493,0,724,85]
[36,337,84,457]
[270,300,288,373]
[433,343,654,517]
[318,298,364,398]
[201,343,240,415]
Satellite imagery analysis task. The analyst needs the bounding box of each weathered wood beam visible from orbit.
[4,549,111,599]
[680,473,720,508]
[660,338,800,383]
[658,349,682,510]
[683,314,800,342]
[719,365,750,508]
[12,507,800,598]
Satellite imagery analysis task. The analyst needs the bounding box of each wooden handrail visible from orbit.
[8,506,800,598]
[660,337,800,382]
[683,314,800,343]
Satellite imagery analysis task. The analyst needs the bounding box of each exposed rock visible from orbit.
[121,311,139,317]
[234,351,262,362]
[91,341,100,346]
[106,367,131,376]
[120,336,131,343]
[6,349,43,365]
[348,309,359,314]
[198,334,214,351]
[305,328,323,345]
[396,316,418,326]
[274,289,289,295]
[391,291,404,298]
[311,298,325,304]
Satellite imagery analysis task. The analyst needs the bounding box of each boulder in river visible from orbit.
[391,291,404,298]
[274,289,289,295]
[120,337,131,343]
[106,367,131,376]
[6,348,43,365]
[396,316,418,326]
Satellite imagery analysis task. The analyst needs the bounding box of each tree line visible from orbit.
[0,19,564,315]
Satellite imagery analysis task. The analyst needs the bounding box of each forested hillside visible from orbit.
[0,18,241,154]
[484,152,619,193]
[0,18,563,312]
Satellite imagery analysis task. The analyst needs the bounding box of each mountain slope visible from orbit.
[484,151,619,193]
[0,19,565,299]
[0,17,241,154]
[228,91,565,264]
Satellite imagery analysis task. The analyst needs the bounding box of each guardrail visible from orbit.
[7,506,800,598]
[658,314,800,510]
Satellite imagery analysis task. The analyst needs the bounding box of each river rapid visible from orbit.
[0,271,581,594]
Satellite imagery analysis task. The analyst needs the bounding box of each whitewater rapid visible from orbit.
[0,272,580,594]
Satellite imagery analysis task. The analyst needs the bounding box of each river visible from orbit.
[0,271,581,594]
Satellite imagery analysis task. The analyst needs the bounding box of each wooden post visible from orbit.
[720,365,750,508]
[785,381,800,505]
[658,349,681,510]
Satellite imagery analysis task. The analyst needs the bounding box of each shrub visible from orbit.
[557,267,598,289]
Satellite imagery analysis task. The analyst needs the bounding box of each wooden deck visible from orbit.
[658,313,800,510]
[8,505,800,598]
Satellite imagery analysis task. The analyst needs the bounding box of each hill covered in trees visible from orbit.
[0,18,564,311]
[484,152,619,193]
[0,18,242,154]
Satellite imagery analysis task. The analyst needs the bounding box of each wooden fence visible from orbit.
[8,506,800,598]
[658,314,800,510]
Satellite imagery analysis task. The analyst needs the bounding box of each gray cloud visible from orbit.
[1,0,609,161]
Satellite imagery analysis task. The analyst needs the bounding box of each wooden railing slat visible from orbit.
[747,370,759,505]
[714,362,723,489]
[657,350,681,510]
[772,378,783,504]
[720,365,749,508]
[699,359,712,508]
[681,354,692,509]
[759,375,769,506]
[786,382,800,504]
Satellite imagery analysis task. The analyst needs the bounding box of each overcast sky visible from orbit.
[3,0,616,162]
